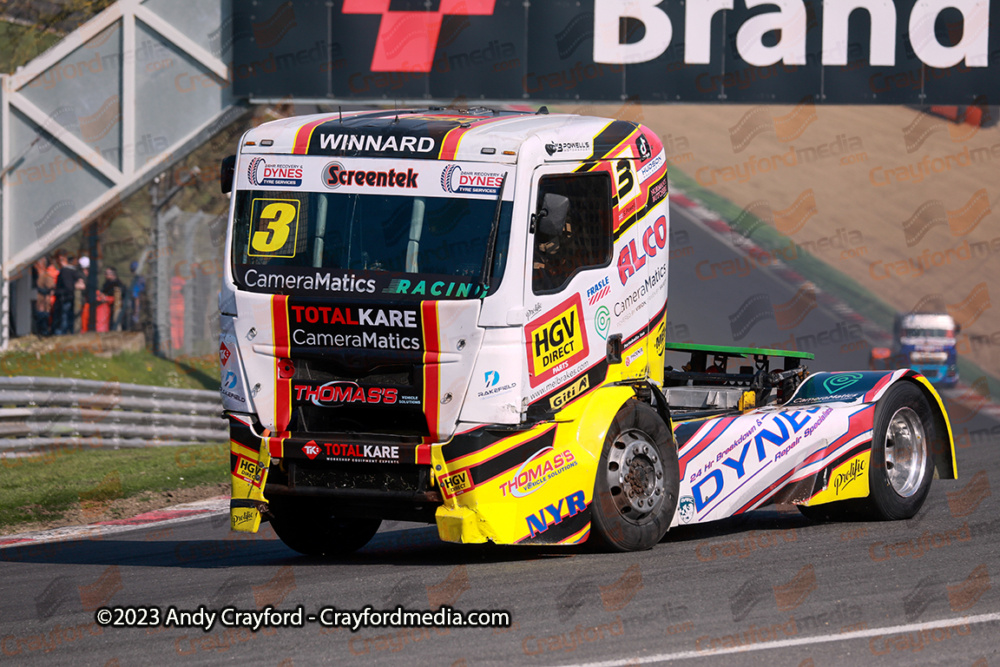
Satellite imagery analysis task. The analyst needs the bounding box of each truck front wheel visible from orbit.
[590,401,679,551]
[269,495,381,556]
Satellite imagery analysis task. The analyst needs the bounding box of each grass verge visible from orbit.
[0,347,218,391]
[0,442,228,534]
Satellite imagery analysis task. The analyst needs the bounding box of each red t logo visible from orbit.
[343,0,496,72]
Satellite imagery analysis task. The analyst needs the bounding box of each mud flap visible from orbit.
[229,435,272,532]
[804,450,872,506]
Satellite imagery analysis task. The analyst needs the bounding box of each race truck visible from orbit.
[871,313,960,387]
[218,108,956,554]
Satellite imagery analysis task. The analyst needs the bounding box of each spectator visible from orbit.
[128,261,147,332]
[32,257,55,336]
[78,255,91,332]
[52,251,80,335]
[97,266,125,332]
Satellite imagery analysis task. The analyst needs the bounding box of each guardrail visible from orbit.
[0,377,226,450]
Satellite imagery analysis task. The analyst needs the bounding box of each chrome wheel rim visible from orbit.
[885,406,927,498]
[606,429,665,521]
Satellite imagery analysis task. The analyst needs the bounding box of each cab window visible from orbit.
[532,172,613,294]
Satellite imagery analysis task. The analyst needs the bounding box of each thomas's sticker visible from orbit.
[525,294,590,388]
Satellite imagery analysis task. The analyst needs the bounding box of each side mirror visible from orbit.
[220,155,236,194]
[533,193,570,241]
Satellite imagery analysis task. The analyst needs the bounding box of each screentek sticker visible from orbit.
[525,294,590,387]
[247,198,300,258]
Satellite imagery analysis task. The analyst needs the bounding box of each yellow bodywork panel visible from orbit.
[433,384,640,545]
[806,450,871,505]
[229,439,271,532]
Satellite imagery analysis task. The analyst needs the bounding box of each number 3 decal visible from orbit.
[248,199,300,257]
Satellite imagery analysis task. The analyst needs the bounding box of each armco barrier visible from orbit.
[0,377,226,450]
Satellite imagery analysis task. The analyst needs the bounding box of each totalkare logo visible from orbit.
[302,441,322,460]
[342,0,497,72]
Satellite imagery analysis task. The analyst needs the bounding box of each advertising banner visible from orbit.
[232,0,997,104]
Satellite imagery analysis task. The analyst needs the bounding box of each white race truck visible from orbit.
[219,108,956,554]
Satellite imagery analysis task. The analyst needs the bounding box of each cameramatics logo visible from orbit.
[247,157,303,187]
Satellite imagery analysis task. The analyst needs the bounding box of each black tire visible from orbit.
[269,495,381,556]
[590,401,679,551]
[862,382,936,520]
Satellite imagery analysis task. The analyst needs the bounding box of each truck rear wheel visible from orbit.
[862,382,936,520]
[799,382,936,522]
[590,401,679,551]
[269,495,381,556]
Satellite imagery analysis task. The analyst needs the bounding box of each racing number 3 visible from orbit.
[249,199,300,257]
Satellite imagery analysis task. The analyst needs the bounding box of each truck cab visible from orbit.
[220,108,673,552]
[872,313,959,387]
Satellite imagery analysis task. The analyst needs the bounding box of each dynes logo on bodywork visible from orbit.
[500,448,578,497]
[247,157,303,187]
[301,439,400,463]
[689,408,830,512]
[525,294,590,388]
[440,165,504,196]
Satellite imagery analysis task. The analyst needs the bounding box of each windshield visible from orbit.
[232,189,513,294]
[902,328,954,339]
[234,190,512,273]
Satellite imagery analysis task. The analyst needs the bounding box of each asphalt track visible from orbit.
[2,201,998,666]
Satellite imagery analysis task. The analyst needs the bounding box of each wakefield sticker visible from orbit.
[525,294,590,387]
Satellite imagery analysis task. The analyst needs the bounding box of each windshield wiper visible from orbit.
[478,174,507,297]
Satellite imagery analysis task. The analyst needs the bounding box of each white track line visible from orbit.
[556,612,1000,666]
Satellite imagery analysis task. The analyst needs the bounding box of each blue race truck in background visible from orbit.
[872,313,959,387]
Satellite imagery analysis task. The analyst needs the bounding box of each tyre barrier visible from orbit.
[0,376,225,451]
